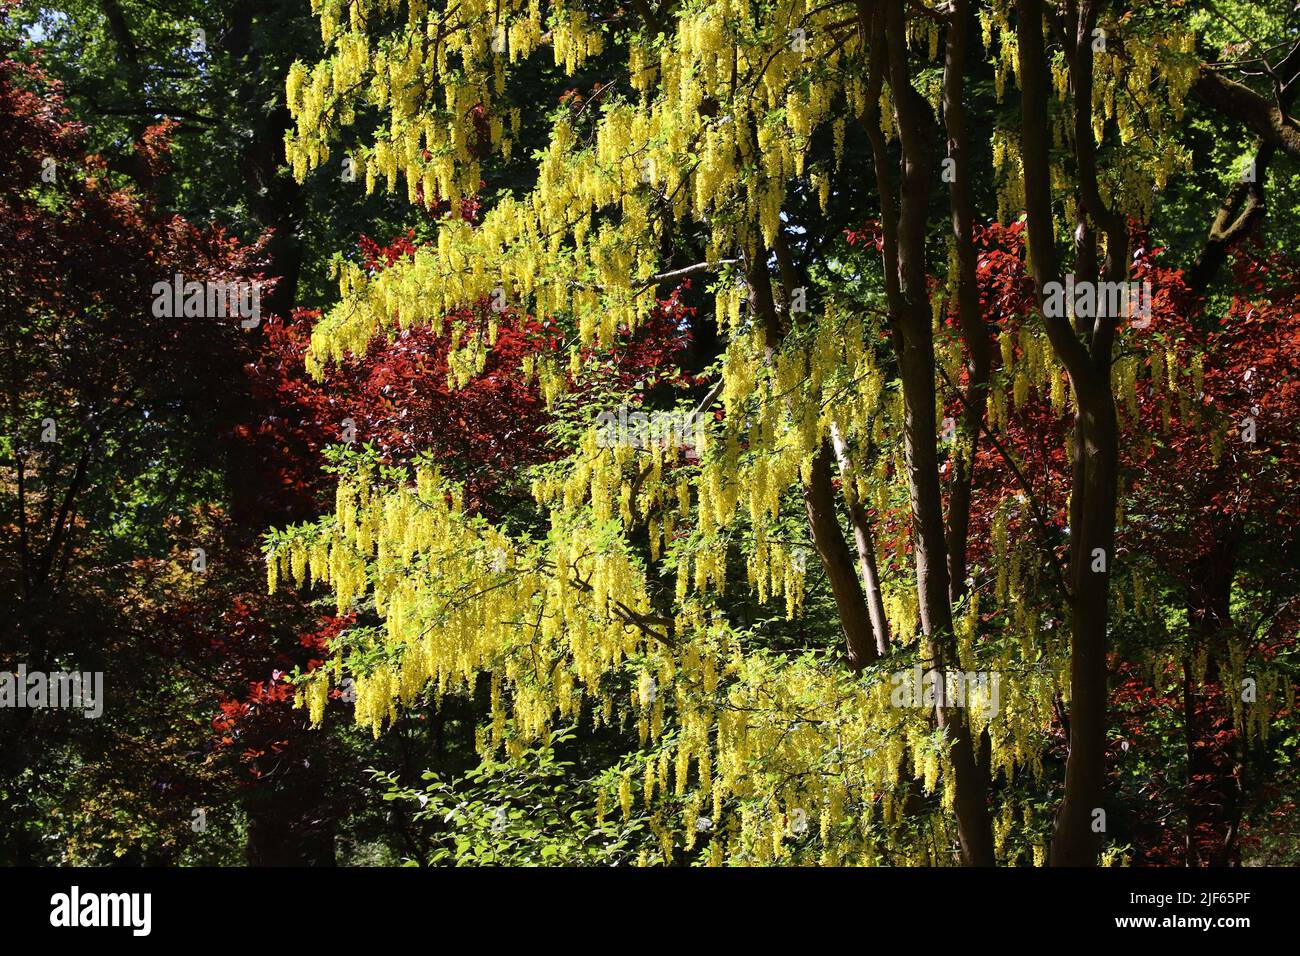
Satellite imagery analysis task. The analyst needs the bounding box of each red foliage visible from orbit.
[242,232,697,518]
[211,230,695,756]
[849,218,1300,863]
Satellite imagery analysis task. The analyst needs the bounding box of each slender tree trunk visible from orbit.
[830,424,891,656]
[746,172,885,672]
[223,1,304,318]
[805,443,882,669]
[1016,0,1123,866]
[940,0,993,608]
[854,0,995,865]
[895,320,996,867]
[1184,536,1242,866]
[1052,397,1118,865]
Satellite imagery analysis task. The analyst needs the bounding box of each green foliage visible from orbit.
[373,729,650,865]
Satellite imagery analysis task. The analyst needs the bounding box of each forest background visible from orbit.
[2,0,1299,866]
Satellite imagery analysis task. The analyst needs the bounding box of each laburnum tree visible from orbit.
[234,226,698,859]
[266,0,1300,866]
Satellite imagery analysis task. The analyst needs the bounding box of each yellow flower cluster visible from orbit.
[288,0,874,379]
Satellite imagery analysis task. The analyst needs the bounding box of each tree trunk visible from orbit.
[1015,0,1122,866]
[830,424,891,656]
[805,442,882,669]
[941,0,993,608]
[854,0,996,865]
